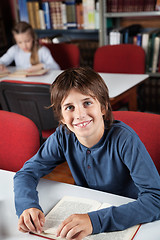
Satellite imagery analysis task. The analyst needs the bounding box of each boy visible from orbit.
[14,67,160,240]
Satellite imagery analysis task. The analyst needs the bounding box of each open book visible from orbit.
[0,70,10,78]
[31,196,140,240]
[8,69,48,78]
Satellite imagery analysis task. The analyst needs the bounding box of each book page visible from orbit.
[85,225,140,240]
[8,69,48,78]
[33,196,140,240]
[43,196,101,235]
[85,203,140,240]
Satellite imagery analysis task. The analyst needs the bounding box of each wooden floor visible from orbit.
[43,162,75,184]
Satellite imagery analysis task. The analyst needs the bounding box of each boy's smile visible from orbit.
[61,88,106,148]
[73,119,92,128]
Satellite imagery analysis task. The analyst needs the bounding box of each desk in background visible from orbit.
[0,169,160,240]
[0,69,149,111]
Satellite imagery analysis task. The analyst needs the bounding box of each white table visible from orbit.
[0,169,160,240]
[0,69,149,111]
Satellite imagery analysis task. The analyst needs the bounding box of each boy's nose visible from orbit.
[75,106,86,119]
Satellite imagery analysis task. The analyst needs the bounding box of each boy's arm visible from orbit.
[88,134,160,234]
[14,132,65,218]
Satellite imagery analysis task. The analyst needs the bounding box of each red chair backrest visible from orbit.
[0,80,58,140]
[42,42,80,70]
[94,44,145,74]
[0,110,40,172]
[113,111,160,174]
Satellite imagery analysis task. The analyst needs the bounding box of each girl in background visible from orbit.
[0,21,60,73]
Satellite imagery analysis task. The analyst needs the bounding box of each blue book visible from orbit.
[42,2,52,29]
[137,33,142,46]
[18,0,29,23]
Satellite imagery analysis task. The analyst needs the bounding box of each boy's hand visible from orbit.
[56,213,93,240]
[18,208,45,234]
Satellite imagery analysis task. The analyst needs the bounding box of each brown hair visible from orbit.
[50,67,113,128]
[12,21,40,65]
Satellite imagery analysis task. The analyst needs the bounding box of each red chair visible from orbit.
[113,111,160,174]
[42,42,80,70]
[0,110,40,172]
[93,44,145,74]
[0,80,58,141]
[93,44,145,110]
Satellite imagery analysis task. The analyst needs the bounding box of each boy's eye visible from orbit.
[66,105,74,111]
[84,101,92,107]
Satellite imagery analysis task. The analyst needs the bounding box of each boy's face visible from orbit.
[61,88,106,148]
[14,30,33,52]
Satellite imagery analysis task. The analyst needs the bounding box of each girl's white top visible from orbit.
[0,45,60,70]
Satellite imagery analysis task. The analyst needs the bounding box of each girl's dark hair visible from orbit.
[50,67,113,128]
[12,21,40,65]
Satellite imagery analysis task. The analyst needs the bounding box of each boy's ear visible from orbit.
[60,118,65,125]
[101,103,108,116]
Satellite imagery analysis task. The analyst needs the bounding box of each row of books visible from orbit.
[18,0,99,30]
[109,25,160,73]
[106,0,159,12]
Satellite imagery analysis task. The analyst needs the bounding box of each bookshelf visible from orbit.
[99,1,160,46]
[17,0,100,41]
[98,0,160,114]
[35,29,98,41]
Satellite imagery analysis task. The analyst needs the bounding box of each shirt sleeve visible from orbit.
[0,45,16,66]
[14,130,65,217]
[88,132,160,234]
[38,46,60,70]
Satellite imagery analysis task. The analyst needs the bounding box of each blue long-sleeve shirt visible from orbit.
[14,120,160,234]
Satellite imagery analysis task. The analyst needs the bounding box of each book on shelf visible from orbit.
[65,0,77,29]
[94,1,99,29]
[42,2,52,29]
[82,0,96,29]
[155,0,160,10]
[49,2,64,29]
[143,0,156,11]
[8,69,49,78]
[141,31,150,55]
[152,36,160,73]
[109,24,142,45]
[118,0,124,12]
[107,0,156,12]
[39,9,46,29]
[31,195,140,240]
[76,1,84,29]
[34,1,41,29]
[27,1,41,29]
[145,28,160,72]
[136,33,142,46]
[27,1,36,29]
[17,0,98,30]
[18,0,29,23]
